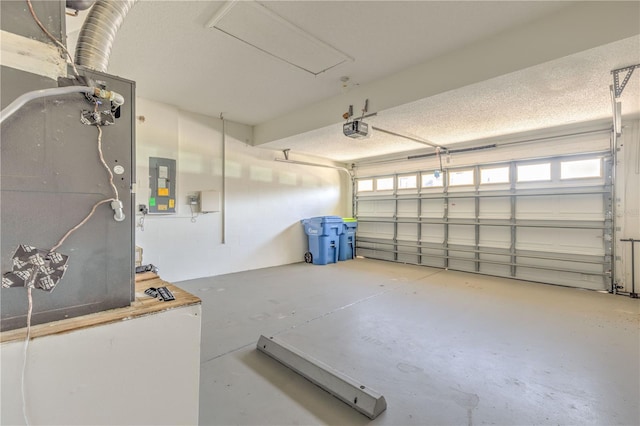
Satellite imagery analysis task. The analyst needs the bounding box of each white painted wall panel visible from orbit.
[1,305,201,426]
[135,98,346,282]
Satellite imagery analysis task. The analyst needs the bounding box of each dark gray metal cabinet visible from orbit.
[1,64,136,331]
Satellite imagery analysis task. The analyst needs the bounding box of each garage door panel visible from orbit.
[517,194,604,221]
[357,241,395,261]
[518,256,603,274]
[374,200,396,216]
[516,267,605,290]
[480,225,510,249]
[358,222,394,239]
[421,224,444,243]
[356,200,375,217]
[398,253,419,264]
[421,199,444,218]
[448,259,475,272]
[448,198,475,219]
[355,152,611,291]
[479,253,512,276]
[449,224,475,246]
[517,227,603,256]
[420,248,446,267]
[557,194,604,220]
[398,223,417,240]
[397,199,418,217]
[357,200,395,217]
[479,197,511,220]
[356,221,381,239]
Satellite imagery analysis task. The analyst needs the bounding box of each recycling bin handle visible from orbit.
[331,240,338,262]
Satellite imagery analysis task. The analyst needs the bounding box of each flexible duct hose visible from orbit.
[74,0,138,72]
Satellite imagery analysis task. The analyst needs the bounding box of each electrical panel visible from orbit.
[149,157,176,213]
[1,65,135,331]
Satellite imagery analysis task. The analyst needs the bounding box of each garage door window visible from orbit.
[398,175,417,189]
[376,177,394,191]
[422,172,443,188]
[357,179,373,192]
[449,169,474,186]
[561,158,601,180]
[481,166,510,184]
[517,163,550,182]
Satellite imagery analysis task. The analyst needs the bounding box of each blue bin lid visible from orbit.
[308,216,343,223]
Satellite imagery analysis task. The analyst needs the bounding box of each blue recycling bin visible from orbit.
[301,216,344,265]
[339,218,358,261]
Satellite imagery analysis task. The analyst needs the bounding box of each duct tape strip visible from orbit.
[256,335,387,419]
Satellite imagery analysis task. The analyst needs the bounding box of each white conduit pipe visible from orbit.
[221,114,226,245]
[0,86,124,125]
[75,0,138,72]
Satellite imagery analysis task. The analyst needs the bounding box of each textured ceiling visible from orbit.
[66,1,640,163]
[262,36,640,162]
[69,0,570,125]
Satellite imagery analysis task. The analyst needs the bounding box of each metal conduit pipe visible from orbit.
[75,0,138,72]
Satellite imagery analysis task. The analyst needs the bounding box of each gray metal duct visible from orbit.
[74,0,137,72]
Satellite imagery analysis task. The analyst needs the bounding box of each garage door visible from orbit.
[355,152,613,290]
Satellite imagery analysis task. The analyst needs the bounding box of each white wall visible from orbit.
[616,120,640,292]
[1,304,201,426]
[134,98,348,282]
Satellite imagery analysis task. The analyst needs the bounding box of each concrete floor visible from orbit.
[176,258,640,426]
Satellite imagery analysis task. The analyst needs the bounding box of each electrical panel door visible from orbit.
[149,157,176,213]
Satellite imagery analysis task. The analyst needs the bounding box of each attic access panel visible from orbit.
[206,1,352,75]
